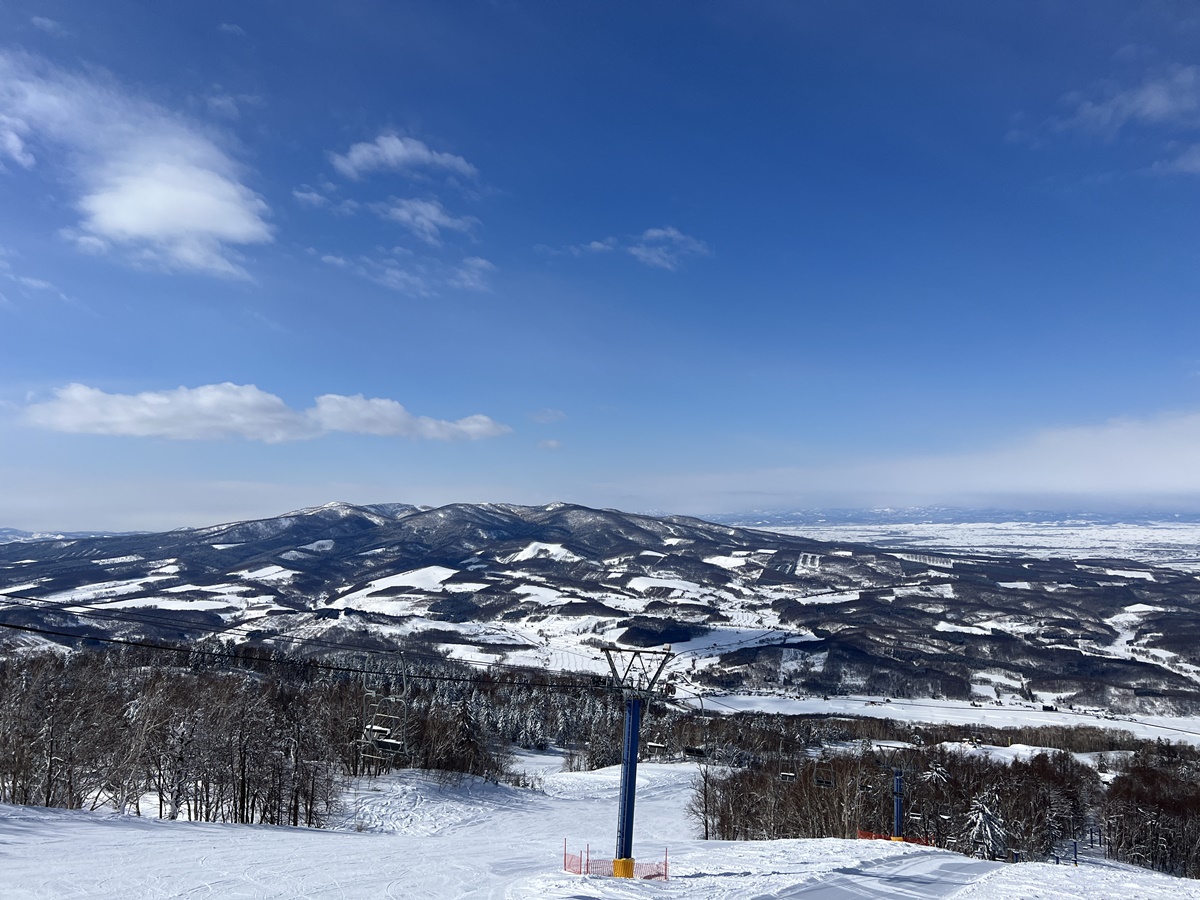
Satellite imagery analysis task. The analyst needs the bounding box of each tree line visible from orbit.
[0,643,618,826]
[3,643,1200,880]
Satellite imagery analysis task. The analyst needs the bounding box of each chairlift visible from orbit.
[779,771,797,783]
[358,672,411,768]
[814,764,837,788]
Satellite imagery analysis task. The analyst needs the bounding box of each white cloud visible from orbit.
[0,52,272,277]
[0,114,35,169]
[206,95,239,118]
[541,230,706,270]
[361,258,434,296]
[536,237,618,257]
[310,394,509,440]
[373,197,477,244]
[219,23,246,38]
[628,226,709,270]
[294,185,358,215]
[293,188,330,207]
[25,383,510,443]
[205,92,261,120]
[449,256,495,290]
[26,383,307,442]
[335,252,492,297]
[530,407,566,424]
[537,439,562,451]
[70,233,108,255]
[1152,142,1200,174]
[1062,65,1200,136]
[563,238,617,256]
[30,17,63,35]
[331,133,477,180]
[875,409,1200,496]
[0,252,61,301]
[622,407,1200,513]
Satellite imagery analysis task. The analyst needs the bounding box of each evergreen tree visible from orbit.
[963,790,1007,860]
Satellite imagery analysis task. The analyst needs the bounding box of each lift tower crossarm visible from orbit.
[602,646,672,696]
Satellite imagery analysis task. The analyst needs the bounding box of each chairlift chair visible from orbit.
[814,764,837,788]
[779,771,797,783]
[359,681,411,767]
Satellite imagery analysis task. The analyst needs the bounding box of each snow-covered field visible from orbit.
[762,521,1200,572]
[694,693,1200,745]
[3,752,1197,899]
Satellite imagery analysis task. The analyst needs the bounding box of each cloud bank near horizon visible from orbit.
[597,407,1200,514]
[23,383,510,443]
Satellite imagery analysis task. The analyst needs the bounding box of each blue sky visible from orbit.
[4,2,1200,530]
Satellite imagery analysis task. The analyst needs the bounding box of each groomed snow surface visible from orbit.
[4,753,1196,899]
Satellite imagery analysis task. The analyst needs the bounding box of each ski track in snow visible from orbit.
[4,755,1199,899]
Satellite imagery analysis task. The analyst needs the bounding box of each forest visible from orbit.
[1,642,1198,879]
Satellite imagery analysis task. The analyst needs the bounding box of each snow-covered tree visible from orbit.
[963,790,1007,860]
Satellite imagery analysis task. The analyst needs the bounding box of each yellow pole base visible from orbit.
[613,858,635,878]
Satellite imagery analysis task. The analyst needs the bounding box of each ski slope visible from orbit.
[3,753,1197,899]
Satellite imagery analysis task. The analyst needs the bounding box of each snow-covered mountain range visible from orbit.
[3,500,1200,713]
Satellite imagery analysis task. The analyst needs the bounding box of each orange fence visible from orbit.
[564,842,669,880]
[857,829,933,846]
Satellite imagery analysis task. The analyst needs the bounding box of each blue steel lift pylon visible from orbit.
[601,645,674,878]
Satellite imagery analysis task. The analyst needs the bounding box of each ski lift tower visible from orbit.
[602,645,674,878]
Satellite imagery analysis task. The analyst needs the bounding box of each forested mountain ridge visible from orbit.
[2,500,1199,713]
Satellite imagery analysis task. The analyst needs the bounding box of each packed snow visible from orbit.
[503,542,585,564]
[4,753,1196,899]
[334,567,460,606]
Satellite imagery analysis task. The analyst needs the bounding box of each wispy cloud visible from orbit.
[294,188,329,207]
[0,248,63,301]
[372,197,477,245]
[0,52,272,277]
[1152,142,1200,174]
[315,250,489,297]
[293,183,358,215]
[357,256,435,297]
[542,237,618,256]
[627,226,709,270]
[30,17,63,36]
[25,383,510,442]
[219,23,246,38]
[1061,66,1200,136]
[0,113,35,169]
[205,92,261,120]
[14,275,54,290]
[540,228,707,270]
[537,439,562,451]
[530,407,566,424]
[331,133,477,180]
[449,256,495,290]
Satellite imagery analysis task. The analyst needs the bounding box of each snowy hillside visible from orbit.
[4,501,1200,714]
[4,753,1195,899]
